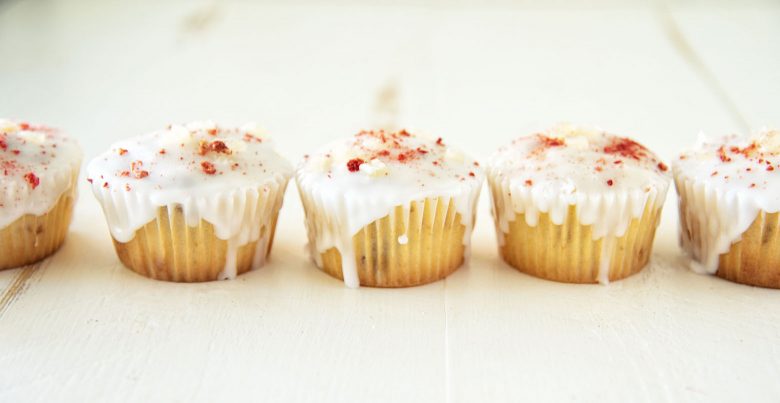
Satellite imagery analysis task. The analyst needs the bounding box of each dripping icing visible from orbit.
[0,119,82,229]
[296,129,484,288]
[87,121,292,279]
[674,129,780,274]
[487,124,670,284]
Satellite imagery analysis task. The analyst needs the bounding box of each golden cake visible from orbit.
[0,119,81,270]
[296,129,484,288]
[674,129,780,288]
[487,125,670,284]
[87,121,292,282]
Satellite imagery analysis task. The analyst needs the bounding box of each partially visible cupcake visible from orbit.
[487,124,670,284]
[674,129,780,288]
[87,121,292,282]
[0,119,81,270]
[296,129,484,288]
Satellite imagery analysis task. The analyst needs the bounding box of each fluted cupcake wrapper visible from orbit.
[675,176,780,288]
[101,180,288,283]
[112,205,281,282]
[300,196,469,287]
[0,185,77,270]
[488,178,665,284]
[716,211,780,288]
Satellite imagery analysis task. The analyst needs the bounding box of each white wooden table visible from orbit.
[1,1,779,401]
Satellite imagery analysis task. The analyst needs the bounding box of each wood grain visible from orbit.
[0,264,41,318]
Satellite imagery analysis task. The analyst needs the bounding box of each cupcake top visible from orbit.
[674,129,780,211]
[87,121,291,198]
[0,119,82,229]
[488,125,670,239]
[87,121,293,243]
[297,129,484,235]
[489,124,670,195]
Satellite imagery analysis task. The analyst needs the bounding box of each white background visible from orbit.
[1,0,779,401]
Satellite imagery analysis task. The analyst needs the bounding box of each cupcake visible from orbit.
[87,121,292,282]
[674,129,780,288]
[296,129,484,288]
[0,119,81,270]
[487,125,670,284]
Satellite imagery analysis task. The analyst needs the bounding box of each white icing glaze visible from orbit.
[296,129,484,288]
[674,129,780,274]
[487,124,670,284]
[87,121,293,279]
[0,119,82,229]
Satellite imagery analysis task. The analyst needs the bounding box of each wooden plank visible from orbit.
[434,7,780,402]
[667,4,780,128]
[0,2,448,402]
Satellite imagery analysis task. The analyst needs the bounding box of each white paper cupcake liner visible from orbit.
[91,174,289,281]
[674,173,775,275]
[297,177,481,288]
[488,174,668,284]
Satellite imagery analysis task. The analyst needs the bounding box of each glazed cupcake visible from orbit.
[487,125,670,284]
[674,129,780,288]
[87,121,292,282]
[0,119,81,270]
[296,129,484,288]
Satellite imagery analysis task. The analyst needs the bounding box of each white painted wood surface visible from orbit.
[1,0,778,401]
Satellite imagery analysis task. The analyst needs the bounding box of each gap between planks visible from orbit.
[654,3,751,132]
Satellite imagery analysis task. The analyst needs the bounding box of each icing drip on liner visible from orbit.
[0,119,82,229]
[92,177,288,279]
[673,130,780,274]
[87,122,293,279]
[297,182,482,288]
[296,130,484,288]
[487,125,671,284]
[489,176,667,283]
